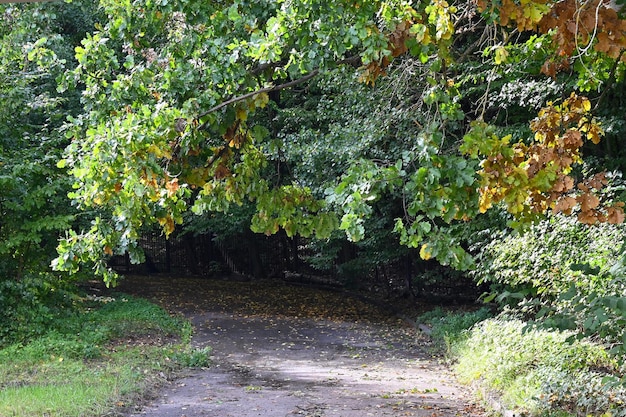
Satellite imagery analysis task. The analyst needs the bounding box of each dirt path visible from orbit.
[115,276,484,417]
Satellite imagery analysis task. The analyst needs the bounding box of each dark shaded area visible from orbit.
[108,229,485,307]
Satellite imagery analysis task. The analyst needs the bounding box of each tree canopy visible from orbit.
[34,0,626,283]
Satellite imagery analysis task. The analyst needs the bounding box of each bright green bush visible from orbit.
[0,274,77,347]
[470,214,626,357]
[173,346,213,368]
[0,294,198,417]
[472,214,625,302]
[417,307,493,352]
[455,318,623,416]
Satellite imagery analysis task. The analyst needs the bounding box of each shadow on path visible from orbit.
[115,276,485,417]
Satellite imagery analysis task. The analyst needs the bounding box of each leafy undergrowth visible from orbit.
[416,307,493,353]
[0,293,210,417]
[421,309,626,417]
[454,319,626,417]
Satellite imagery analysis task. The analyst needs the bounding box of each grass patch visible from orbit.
[416,306,493,354]
[0,292,210,417]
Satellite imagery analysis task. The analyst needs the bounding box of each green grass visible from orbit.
[0,292,209,417]
[416,306,493,354]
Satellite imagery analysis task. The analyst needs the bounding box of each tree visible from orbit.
[0,1,98,279]
[51,0,626,283]
[0,1,103,345]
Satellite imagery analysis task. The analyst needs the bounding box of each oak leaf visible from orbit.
[577,192,600,212]
[607,206,626,224]
[214,164,232,179]
[553,196,577,215]
[165,178,179,197]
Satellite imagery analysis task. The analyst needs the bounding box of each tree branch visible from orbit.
[593,49,625,111]
[197,70,319,130]
[196,55,363,131]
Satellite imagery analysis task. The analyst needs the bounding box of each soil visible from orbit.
[112,275,485,417]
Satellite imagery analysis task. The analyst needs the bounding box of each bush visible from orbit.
[0,292,190,361]
[472,214,625,303]
[0,293,195,417]
[173,346,212,368]
[0,274,77,347]
[469,214,626,358]
[417,307,493,353]
[455,318,624,416]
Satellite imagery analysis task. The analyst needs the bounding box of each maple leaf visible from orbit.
[561,130,583,149]
[214,164,232,179]
[578,210,599,224]
[553,196,577,215]
[587,172,608,189]
[494,46,509,64]
[551,176,574,193]
[586,123,603,145]
[158,215,176,236]
[166,178,179,197]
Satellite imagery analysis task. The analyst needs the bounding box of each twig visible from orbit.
[197,71,319,130]
[594,50,625,111]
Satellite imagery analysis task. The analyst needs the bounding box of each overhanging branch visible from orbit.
[196,55,362,131]
[197,70,319,126]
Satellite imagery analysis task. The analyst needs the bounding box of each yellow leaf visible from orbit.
[253,92,269,109]
[420,244,432,260]
[147,144,163,158]
[158,216,176,236]
[165,178,179,197]
[494,46,509,65]
[411,23,430,44]
[236,106,248,122]
[582,98,591,112]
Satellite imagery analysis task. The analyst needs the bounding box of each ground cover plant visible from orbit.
[0,291,209,417]
[419,308,626,416]
[455,319,624,417]
[418,213,626,416]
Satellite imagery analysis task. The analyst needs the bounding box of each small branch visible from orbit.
[593,49,625,111]
[205,144,230,170]
[249,61,285,76]
[197,70,319,130]
[196,55,362,130]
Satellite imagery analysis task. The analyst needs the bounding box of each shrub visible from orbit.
[455,318,624,416]
[469,214,626,358]
[471,214,625,303]
[0,274,77,347]
[173,346,212,368]
[417,307,493,353]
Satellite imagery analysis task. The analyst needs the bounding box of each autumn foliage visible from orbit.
[463,94,624,225]
[477,0,626,76]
